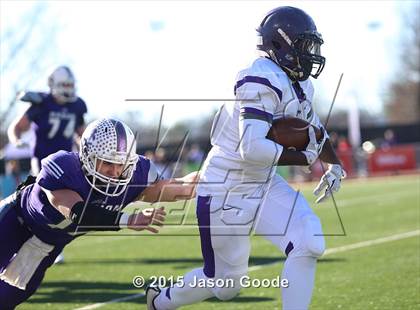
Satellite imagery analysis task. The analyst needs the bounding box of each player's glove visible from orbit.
[302,126,327,165]
[313,164,346,203]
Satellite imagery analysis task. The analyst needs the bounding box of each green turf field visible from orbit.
[20,174,420,310]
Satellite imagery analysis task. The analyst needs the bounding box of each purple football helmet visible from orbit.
[257,6,326,81]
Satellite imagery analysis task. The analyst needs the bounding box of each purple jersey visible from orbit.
[18,151,155,246]
[25,92,87,161]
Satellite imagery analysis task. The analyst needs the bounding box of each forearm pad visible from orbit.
[70,201,122,231]
[277,149,310,166]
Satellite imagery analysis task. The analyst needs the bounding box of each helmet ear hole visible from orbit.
[272,41,282,50]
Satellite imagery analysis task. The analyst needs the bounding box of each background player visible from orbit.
[148,6,346,310]
[0,118,198,309]
[7,66,88,175]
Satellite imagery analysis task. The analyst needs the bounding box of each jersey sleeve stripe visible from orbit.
[240,107,273,124]
[44,165,61,179]
[234,75,283,101]
[49,160,64,174]
[44,160,63,179]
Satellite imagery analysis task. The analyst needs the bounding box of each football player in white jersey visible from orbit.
[147,6,346,310]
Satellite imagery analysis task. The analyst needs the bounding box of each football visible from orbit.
[266,117,323,151]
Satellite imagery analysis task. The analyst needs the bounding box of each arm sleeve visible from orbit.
[237,83,283,166]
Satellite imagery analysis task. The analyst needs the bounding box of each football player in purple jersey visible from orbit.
[0,118,198,309]
[7,66,88,175]
[8,66,88,264]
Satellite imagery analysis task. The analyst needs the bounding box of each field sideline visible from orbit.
[20,174,419,310]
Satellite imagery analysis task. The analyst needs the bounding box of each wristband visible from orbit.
[69,201,122,231]
[302,150,317,165]
[119,213,130,229]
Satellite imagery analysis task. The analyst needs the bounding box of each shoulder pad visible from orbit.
[235,58,288,100]
[20,91,44,104]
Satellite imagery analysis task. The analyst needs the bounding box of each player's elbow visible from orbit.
[239,144,249,161]
[239,139,280,166]
[239,143,257,163]
[9,116,30,140]
[7,122,20,144]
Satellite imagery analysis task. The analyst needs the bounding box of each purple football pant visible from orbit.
[0,197,63,309]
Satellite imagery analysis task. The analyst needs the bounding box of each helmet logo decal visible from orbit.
[277,28,292,46]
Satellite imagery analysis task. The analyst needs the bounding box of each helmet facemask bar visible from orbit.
[84,152,138,197]
[53,82,76,103]
[294,33,325,80]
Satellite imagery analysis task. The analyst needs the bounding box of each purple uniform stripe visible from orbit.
[285,241,294,256]
[234,75,283,101]
[111,120,127,152]
[240,107,273,123]
[291,82,306,103]
[196,196,215,278]
[165,287,171,300]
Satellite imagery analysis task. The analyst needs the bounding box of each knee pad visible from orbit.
[212,272,244,301]
[302,214,325,257]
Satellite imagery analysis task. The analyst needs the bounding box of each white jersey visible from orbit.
[197,57,325,196]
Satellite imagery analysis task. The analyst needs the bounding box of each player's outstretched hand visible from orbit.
[128,207,166,233]
[313,164,346,203]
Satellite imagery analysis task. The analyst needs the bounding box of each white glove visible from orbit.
[302,126,327,165]
[313,164,346,203]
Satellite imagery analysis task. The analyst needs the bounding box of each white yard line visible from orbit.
[74,293,145,310]
[249,229,420,271]
[74,229,420,310]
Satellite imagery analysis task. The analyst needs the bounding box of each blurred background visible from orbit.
[0,0,419,197]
